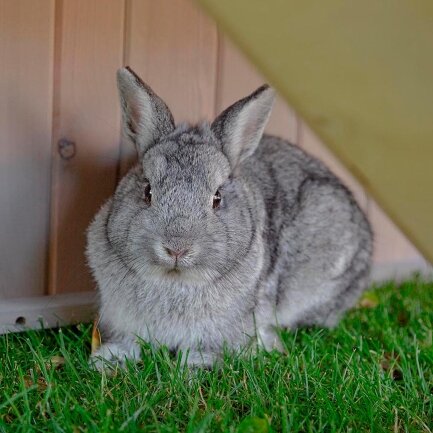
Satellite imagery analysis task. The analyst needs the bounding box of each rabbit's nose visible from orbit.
[165,247,189,259]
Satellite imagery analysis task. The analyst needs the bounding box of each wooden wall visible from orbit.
[0,0,426,300]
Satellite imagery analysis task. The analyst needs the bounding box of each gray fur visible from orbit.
[87,67,372,369]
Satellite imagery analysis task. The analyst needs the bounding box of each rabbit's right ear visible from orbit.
[117,67,175,158]
[211,85,275,169]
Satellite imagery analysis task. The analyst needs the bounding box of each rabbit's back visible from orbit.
[246,135,345,208]
[246,135,372,333]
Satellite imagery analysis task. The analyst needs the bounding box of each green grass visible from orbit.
[1,278,432,433]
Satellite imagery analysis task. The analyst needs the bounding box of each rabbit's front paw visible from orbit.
[180,350,217,369]
[257,326,286,353]
[89,342,141,373]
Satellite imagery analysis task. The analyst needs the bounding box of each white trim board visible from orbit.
[0,260,431,334]
[0,291,96,334]
[370,258,433,283]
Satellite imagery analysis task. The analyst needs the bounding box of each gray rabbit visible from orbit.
[87,67,372,369]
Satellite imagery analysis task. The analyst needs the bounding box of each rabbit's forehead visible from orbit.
[144,142,230,188]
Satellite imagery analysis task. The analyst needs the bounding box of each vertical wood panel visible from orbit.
[120,0,218,174]
[0,0,54,299]
[216,36,298,143]
[49,0,125,294]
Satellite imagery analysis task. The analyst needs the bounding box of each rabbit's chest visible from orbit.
[128,280,251,348]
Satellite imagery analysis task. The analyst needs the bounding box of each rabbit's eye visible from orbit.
[143,182,152,204]
[212,190,221,209]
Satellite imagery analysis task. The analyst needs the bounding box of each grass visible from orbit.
[0,278,432,433]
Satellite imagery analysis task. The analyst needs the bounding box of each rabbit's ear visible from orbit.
[117,67,175,158]
[211,85,275,168]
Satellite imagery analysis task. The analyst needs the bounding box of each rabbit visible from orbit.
[87,66,373,370]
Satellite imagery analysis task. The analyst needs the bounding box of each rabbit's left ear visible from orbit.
[117,67,175,158]
[211,85,275,168]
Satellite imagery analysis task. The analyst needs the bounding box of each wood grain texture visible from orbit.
[216,36,298,143]
[49,0,125,294]
[0,0,54,298]
[120,0,218,175]
[369,198,424,265]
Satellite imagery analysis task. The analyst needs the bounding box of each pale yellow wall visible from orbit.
[197,0,433,265]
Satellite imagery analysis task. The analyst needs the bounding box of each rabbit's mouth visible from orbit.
[153,242,197,272]
[151,261,219,286]
[163,258,190,275]
[166,259,195,274]
[166,267,181,275]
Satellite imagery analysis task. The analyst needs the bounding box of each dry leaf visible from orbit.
[397,311,409,326]
[37,377,48,391]
[358,291,379,309]
[380,352,403,381]
[4,413,14,423]
[23,375,48,391]
[91,317,102,355]
[48,355,65,370]
[23,375,33,388]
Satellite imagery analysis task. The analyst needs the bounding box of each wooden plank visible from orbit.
[371,260,432,283]
[369,199,424,265]
[49,0,125,294]
[196,0,433,263]
[0,291,95,334]
[120,0,218,174]
[216,36,298,143]
[0,0,54,298]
